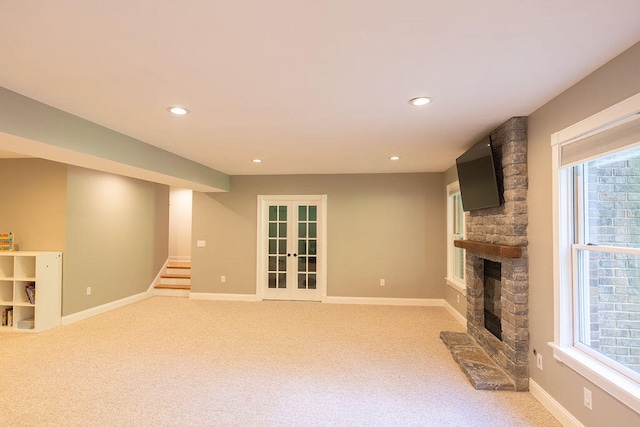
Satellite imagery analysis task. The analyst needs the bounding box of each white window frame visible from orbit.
[445,181,466,295]
[551,92,640,414]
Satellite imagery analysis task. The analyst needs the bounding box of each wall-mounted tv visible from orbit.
[455,136,502,212]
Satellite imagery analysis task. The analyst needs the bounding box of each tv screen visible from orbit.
[455,136,501,211]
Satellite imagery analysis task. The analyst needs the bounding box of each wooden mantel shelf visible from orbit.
[454,240,522,259]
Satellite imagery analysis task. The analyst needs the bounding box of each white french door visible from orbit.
[257,195,326,301]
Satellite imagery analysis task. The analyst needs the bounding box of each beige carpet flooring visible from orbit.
[0,297,561,426]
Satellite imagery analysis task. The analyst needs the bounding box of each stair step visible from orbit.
[167,262,191,269]
[154,284,191,290]
[161,274,190,279]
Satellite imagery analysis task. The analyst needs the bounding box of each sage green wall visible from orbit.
[63,166,169,315]
[0,158,67,251]
[442,165,467,318]
[192,173,445,298]
[526,42,640,425]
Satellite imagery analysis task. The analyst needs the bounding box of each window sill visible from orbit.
[445,277,466,295]
[549,342,640,414]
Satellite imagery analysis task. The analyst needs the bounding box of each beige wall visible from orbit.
[192,173,446,298]
[169,188,193,259]
[0,158,67,251]
[63,166,169,315]
[527,42,640,425]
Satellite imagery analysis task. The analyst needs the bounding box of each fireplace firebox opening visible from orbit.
[483,259,502,341]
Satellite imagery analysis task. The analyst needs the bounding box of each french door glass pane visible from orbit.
[309,206,317,221]
[269,206,277,221]
[298,240,306,255]
[309,223,317,238]
[309,240,317,255]
[268,240,276,254]
[278,206,287,221]
[298,223,306,238]
[308,256,316,272]
[298,205,307,221]
[268,273,276,288]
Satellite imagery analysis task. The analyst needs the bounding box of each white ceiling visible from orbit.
[1,1,639,175]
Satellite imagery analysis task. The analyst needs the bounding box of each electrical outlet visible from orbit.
[584,387,592,410]
[221,275,226,283]
[86,286,92,296]
[536,353,543,370]
[380,279,385,286]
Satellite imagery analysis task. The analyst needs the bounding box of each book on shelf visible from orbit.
[0,232,14,251]
[25,282,36,304]
[2,307,13,326]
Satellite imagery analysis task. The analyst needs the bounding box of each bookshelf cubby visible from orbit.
[0,252,62,333]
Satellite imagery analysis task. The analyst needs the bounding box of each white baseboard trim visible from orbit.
[323,296,444,306]
[189,292,263,302]
[62,289,152,325]
[530,379,583,427]
[443,300,467,327]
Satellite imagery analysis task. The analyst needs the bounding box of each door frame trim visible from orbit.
[256,195,328,301]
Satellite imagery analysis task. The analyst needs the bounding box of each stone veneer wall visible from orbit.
[465,117,529,391]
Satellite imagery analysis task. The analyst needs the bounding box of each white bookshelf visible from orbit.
[0,252,62,333]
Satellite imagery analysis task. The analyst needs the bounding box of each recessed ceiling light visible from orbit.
[389,156,400,161]
[168,106,190,115]
[409,97,432,106]
[252,159,262,163]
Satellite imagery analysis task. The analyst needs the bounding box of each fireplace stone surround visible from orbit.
[447,117,529,391]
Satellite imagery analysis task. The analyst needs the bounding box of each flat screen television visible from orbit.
[455,136,502,211]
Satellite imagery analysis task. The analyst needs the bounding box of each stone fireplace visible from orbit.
[442,117,529,391]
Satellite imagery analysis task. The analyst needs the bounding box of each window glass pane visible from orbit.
[298,206,307,221]
[298,256,306,272]
[454,246,465,279]
[298,240,306,255]
[269,206,277,221]
[454,193,464,234]
[576,248,640,374]
[278,256,287,271]
[308,256,317,272]
[309,206,317,221]
[278,273,287,288]
[298,274,306,289]
[268,239,276,255]
[279,222,287,238]
[309,223,317,238]
[298,223,306,238]
[268,256,276,271]
[268,273,277,288]
[308,274,317,289]
[269,223,277,238]
[278,239,287,254]
[278,205,287,221]
[584,145,640,249]
[309,240,317,255]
